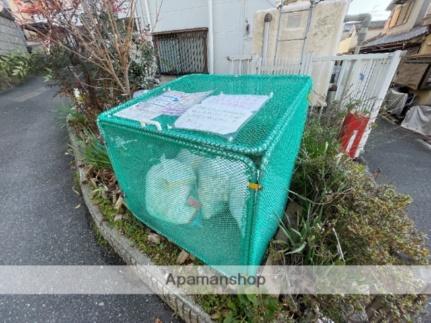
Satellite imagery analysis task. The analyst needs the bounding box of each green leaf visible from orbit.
[285,242,306,255]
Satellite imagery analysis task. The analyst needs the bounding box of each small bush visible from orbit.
[268,111,429,321]
[274,111,429,267]
[20,0,158,125]
[57,105,89,130]
[0,51,44,90]
[79,129,112,171]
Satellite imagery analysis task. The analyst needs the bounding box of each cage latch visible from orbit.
[248,182,262,191]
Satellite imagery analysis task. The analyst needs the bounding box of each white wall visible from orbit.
[138,0,278,73]
[252,0,350,105]
[141,0,208,31]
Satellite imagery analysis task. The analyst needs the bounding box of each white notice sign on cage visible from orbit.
[174,94,270,135]
[114,101,162,121]
[114,90,213,122]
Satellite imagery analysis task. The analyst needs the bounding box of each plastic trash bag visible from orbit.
[145,156,197,224]
[176,149,205,172]
[196,156,248,235]
[197,157,230,220]
[227,162,248,236]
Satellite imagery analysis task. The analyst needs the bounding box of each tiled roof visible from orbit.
[363,25,428,48]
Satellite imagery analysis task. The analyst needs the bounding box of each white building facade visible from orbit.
[136,0,281,74]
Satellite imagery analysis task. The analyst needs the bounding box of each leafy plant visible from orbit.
[0,52,30,79]
[267,110,429,321]
[57,105,89,129]
[15,0,158,124]
[222,294,281,323]
[79,129,112,171]
[0,52,46,89]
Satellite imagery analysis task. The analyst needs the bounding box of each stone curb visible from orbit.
[67,124,213,323]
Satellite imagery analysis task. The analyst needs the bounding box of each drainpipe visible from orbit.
[344,13,372,54]
[262,13,273,64]
[143,0,152,31]
[208,0,215,74]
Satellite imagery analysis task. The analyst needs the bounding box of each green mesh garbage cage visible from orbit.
[97,74,311,268]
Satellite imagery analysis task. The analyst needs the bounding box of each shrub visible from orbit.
[57,105,89,130]
[273,111,429,267]
[80,129,112,172]
[0,51,44,90]
[268,111,429,321]
[17,0,158,124]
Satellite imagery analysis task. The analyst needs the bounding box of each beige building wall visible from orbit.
[253,0,349,105]
[338,25,384,54]
[385,0,425,35]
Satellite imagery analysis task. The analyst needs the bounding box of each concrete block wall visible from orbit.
[0,15,27,55]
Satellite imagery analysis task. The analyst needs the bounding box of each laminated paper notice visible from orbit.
[114,90,213,123]
[115,102,162,121]
[174,94,270,135]
[201,94,269,113]
[159,91,212,116]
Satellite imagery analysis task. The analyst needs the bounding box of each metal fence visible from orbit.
[319,51,403,156]
[153,28,208,75]
[227,51,403,157]
[227,54,313,76]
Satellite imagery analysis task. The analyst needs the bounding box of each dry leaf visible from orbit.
[114,214,124,222]
[114,196,124,210]
[176,250,190,265]
[72,187,80,196]
[147,233,161,245]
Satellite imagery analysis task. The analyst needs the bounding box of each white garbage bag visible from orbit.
[197,157,230,220]
[227,161,249,236]
[145,156,197,224]
[176,149,205,172]
[196,156,248,235]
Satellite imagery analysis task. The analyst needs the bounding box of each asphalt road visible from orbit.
[0,78,178,322]
[364,118,431,247]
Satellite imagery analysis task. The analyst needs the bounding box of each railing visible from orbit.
[314,51,403,156]
[227,51,403,157]
[227,54,313,76]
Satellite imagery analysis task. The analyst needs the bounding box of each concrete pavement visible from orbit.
[0,78,179,322]
[364,118,431,246]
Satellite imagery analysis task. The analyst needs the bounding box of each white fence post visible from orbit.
[356,50,403,156]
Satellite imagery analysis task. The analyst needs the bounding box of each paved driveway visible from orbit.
[0,78,178,322]
[364,118,431,245]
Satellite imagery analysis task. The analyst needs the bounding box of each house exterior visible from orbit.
[338,20,386,54]
[136,0,284,75]
[360,0,431,104]
[137,0,349,106]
